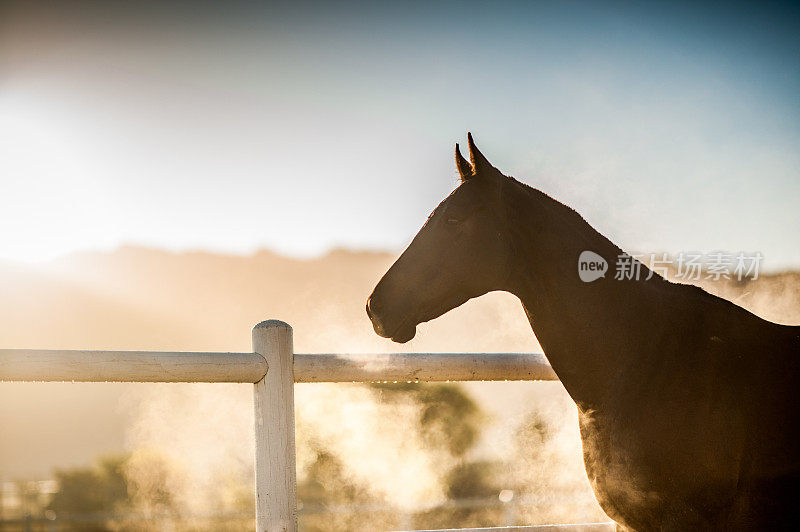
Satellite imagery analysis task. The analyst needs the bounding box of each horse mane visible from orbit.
[504,174,785,326]
[505,175,626,258]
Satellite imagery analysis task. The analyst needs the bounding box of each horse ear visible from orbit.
[467,132,494,174]
[455,143,473,182]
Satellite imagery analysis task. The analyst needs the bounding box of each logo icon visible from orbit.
[578,251,608,282]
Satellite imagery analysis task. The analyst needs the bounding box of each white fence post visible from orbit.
[253,320,297,532]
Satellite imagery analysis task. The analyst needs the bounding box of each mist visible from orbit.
[3,247,797,529]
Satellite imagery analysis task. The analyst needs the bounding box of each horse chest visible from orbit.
[578,411,663,526]
[577,402,744,530]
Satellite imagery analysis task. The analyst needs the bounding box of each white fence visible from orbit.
[0,319,613,532]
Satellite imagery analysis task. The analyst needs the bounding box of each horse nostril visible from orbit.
[367,296,383,317]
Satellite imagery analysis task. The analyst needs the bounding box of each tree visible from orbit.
[48,455,128,531]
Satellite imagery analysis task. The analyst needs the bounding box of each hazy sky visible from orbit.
[1,1,798,268]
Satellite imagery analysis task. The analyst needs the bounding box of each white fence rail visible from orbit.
[0,349,268,382]
[0,319,611,532]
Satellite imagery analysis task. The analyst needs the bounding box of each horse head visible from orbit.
[366,134,518,343]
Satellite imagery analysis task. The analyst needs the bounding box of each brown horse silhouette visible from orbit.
[366,134,800,531]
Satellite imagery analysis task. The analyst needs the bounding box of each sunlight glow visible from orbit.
[0,92,121,262]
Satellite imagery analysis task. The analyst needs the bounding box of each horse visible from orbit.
[366,134,800,531]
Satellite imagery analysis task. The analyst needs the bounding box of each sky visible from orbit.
[1,1,798,268]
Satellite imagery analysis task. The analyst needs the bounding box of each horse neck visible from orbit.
[504,186,671,408]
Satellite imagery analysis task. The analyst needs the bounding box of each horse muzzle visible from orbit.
[366,295,417,343]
